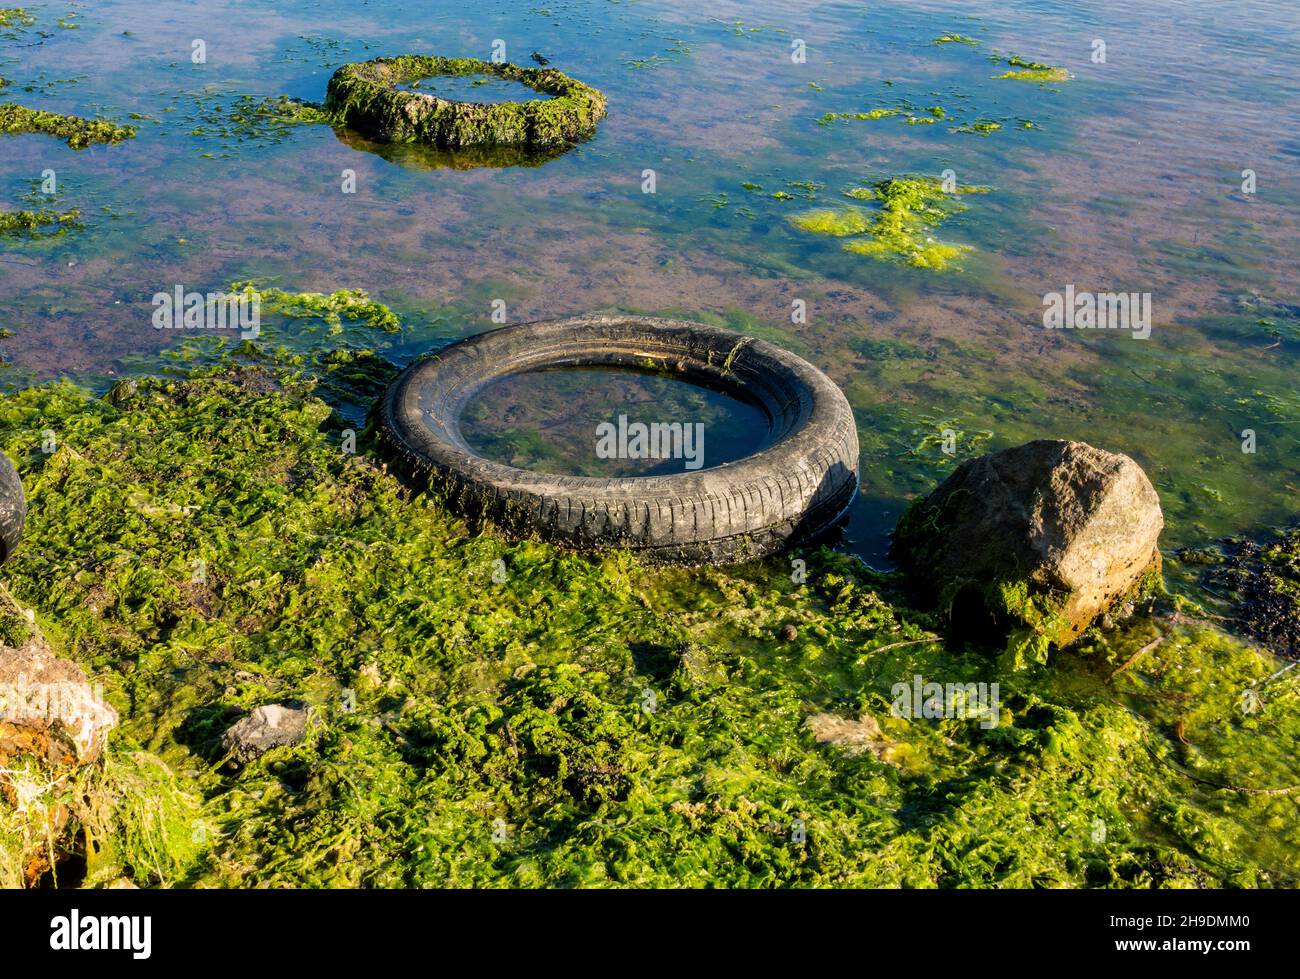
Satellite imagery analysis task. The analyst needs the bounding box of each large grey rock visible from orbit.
[891,439,1163,648]
[221,704,311,762]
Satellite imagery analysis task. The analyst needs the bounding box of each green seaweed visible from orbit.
[950,120,1002,135]
[0,206,80,237]
[820,105,947,127]
[0,103,137,148]
[324,55,606,150]
[793,177,985,270]
[996,55,1069,82]
[230,282,402,335]
[0,357,1295,887]
[0,7,34,28]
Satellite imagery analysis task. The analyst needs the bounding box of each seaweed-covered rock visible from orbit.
[324,55,606,150]
[221,703,311,762]
[891,440,1163,659]
[0,450,23,564]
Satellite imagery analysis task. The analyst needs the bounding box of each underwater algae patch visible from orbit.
[791,177,986,270]
[995,55,1070,83]
[0,206,80,238]
[0,353,1296,887]
[324,55,606,150]
[0,103,137,148]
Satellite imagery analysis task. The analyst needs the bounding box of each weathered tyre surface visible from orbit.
[325,55,607,150]
[378,315,859,564]
[0,450,25,564]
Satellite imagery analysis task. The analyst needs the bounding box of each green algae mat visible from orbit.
[1,351,1296,887]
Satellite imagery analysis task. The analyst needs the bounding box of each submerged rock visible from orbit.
[221,703,311,762]
[891,439,1163,659]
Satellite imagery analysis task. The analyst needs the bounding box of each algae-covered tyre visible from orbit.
[0,450,25,564]
[325,56,607,150]
[378,315,860,565]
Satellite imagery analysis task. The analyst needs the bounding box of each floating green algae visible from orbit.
[790,206,873,237]
[0,206,80,237]
[185,94,332,154]
[951,119,1002,135]
[0,8,33,29]
[934,33,979,46]
[820,104,946,127]
[0,103,137,148]
[793,177,986,271]
[996,55,1069,82]
[1,345,1295,887]
[230,282,402,336]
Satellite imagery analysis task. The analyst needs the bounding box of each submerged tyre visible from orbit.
[378,315,859,565]
[0,451,24,564]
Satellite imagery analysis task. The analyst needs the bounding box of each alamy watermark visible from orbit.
[1042,285,1151,339]
[595,415,704,471]
[152,286,260,339]
[891,674,1001,729]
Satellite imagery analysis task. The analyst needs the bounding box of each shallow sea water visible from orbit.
[1,0,1297,569]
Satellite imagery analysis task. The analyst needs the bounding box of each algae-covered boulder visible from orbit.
[891,440,1163,660]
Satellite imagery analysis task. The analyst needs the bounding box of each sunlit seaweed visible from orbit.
[0,353,1296,886]
[0,103,136,148]
[793,177,987,270]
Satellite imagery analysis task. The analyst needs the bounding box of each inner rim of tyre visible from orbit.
[460,364,777,477]
[430,333,806,461]
[359,59,567,105]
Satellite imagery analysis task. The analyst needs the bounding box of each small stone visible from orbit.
[221,703,311,762]
[779,624,798,642]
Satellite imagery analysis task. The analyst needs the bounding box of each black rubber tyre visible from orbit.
[377,315,860,565]
[0,450,25,564]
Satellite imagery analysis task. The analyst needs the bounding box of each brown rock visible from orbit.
[0,628,118,768]
[0,599,118,886]
[891,439,1163,646]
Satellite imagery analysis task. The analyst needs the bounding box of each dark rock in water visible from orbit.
[105,378,138,407]
[780,624,798,642]
[221,704,311,762]
[1193,528,1300,658]
[891,439,1163,659]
